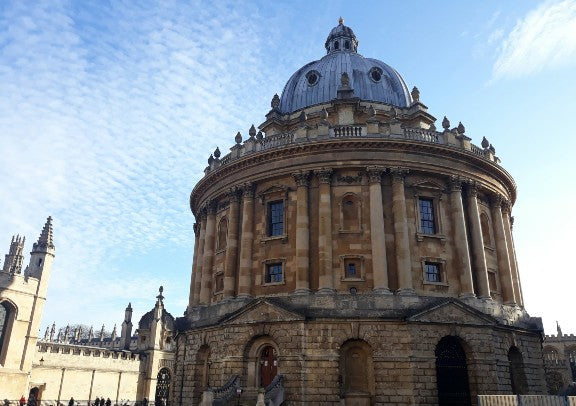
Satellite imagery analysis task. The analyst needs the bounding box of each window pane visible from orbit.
[269,201,284,236]
[266,263,283,283]
[425,263,441,282]
[419,198,436,234]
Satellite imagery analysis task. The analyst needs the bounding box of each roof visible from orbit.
[138,308,175,330]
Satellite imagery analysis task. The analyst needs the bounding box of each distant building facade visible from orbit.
[0,218,175,404]
[543,323,576,394]
[173,20,547,405]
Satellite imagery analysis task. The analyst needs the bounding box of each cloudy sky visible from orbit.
[1,0,575,336]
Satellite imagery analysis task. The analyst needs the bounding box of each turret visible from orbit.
[26,217,55,298]
[119,302,133,350]
[151,287,165,350]
[2,235,25,274]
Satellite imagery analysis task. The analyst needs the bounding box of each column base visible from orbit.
[293,288,311,295]
[372,287,393,295]
[458,292,476,299]
[396,288,416,296]
[316,288,336,295]
[479,295,493,301]
[235,294,253,300]
[503,300,517,306]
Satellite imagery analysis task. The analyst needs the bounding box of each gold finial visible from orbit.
[338,16,344,25]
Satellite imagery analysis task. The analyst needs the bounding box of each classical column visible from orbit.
[238,183,255,298]
[188,221,201,309]
[192,212,207,306]
[315,168,334,293]
[448,177,475,297]
[199,202,216,304]
[293,171,311,294]
[466,183,491,299]
[391,168,414,294]
[367,167,391,294]
[223,188,240,299]
[503,203,524,307]
[491,194,516,304]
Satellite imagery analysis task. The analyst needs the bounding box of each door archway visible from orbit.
[435,336,471,405]
[155,368,171,406]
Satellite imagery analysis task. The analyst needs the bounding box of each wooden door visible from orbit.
[259,346,277,388]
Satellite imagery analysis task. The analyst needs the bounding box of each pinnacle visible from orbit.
[34,216,55,251]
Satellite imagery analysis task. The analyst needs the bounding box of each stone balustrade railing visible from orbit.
[36,342,140,361]
[205,125,498,175]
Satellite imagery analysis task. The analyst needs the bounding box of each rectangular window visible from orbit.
[419,198,436,234]
[268,200,284,236]
[215,273,224,292]
[265,263,283,284]
[344,259,358,278]
[424,262,441,283]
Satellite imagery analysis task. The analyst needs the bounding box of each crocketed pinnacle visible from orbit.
[34,216,55,251]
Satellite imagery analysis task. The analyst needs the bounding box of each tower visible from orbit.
[0,217,55,398]
[119,302,133,350]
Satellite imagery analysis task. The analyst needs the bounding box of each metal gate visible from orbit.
[155,367,171,406]
[435,336,471,405]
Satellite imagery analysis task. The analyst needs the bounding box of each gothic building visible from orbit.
[542,323,576,394]
[0,218,176,403]
[173,20,547,405]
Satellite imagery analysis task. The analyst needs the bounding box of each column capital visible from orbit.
[193,222,200,235]
[366,166,384,184]
[206,200,218,215]
[466,181,478,198]
[390,167,409,183]
[227,186,241,203]
[448,175,464,192]
[199,207,208,220]
[292,171,311,187]
[314,168,333,184]
[240,182,255,198]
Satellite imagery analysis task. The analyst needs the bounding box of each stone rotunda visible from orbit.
[173,19,546,405]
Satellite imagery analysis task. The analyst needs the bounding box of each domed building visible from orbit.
[173,20,546,405]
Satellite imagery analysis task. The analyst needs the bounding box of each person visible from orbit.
[68,397,75,406]
[99,398,105,406]
[94,397,100,406]
[28,388,39,406]
[19,396,25,406]
[142,398,148,406]
[105,398,111,406]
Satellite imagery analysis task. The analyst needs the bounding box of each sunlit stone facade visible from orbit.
[174,20,546,405]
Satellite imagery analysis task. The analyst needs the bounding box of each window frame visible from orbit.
[421,257,448,286]
[262,258,286,286]
[0,300,17,365]
[258,185,289,243]
[412,183,446,243]
[339,192,363,233]
[340,255,365,282]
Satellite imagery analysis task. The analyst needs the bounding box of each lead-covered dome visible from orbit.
[279,19,412,114]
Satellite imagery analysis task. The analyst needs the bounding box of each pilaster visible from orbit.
[315,168,335,293]
[293,171,311,294]
[367,167,391,294]
[390,168,414,295]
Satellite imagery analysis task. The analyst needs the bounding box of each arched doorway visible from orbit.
[508,347,528,394]
[339,340,374,406]
[259,345,277,388]
[155,368,171,406]
[435,336,471,405]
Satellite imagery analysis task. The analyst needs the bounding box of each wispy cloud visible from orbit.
[492,0,576,79]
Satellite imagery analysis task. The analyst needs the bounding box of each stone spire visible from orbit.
[32,216,55,253]
[111,324,117,341]
[44,326,50,341]
[557,321,563,337]
[99,324,105,341]
[151,286,165,350]
[3,235,25,274]
[120,302,133,350]
[50,322,56,341]
[88,325,94,341]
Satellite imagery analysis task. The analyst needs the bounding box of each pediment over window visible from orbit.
[411,180,444,191]
[407,300,497,326]
[257,184,290,203]
[219,300,305,325]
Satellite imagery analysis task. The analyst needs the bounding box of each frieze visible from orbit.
[337,174,363,184]
[314,168,333,184]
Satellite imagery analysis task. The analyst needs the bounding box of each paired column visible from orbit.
[503,204,524,307]
[199,202,217,304]
[223,188,240,299]
[448,177,475,297]
[237,183,255,298]
[491,194,516,304]
[391,168,414,294]
[293,171,311,294]
[367,167,391,294]
[192,212,207,306]
[466,184,491,299]
[188,221,201,309]
[316,168,335,293]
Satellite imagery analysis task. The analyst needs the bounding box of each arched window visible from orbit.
[217,217,228,250]
[568,347,576,381]
[334,41,340,50]
[544,347,560,364]
[480,212,492,246]
[339,340,374,402]
[341,194,360,231]
[0,300,16,362]
[508,347,528,394]
[435,336,471,406]
[155,368,171,405]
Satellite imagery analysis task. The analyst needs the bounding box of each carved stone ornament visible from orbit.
[457,122,465,134]
[338,174,362,184]
[208,154,214,165]
[241,182,255,198]
[321,107,329,120]
[235,131,242,144]
[292,171,310,187]
[227,187,241,203]
[249,124,256,138]
[448,175,463,192]
[442,116,450,130]
[366,166,384,183]
[390,167,409,182]
[256,131,263,141]
[411,86,420,102]
[214,147,221,158]
[481,136,490,149]
[315,168,333,184]
[206,200,218,215]
[466,181,478,198]
[367,105,376,117]
[271,93,280,109]
[199,206,208,220]
[299,110,307,123]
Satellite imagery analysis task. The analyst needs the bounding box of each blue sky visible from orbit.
[1,0,575,336]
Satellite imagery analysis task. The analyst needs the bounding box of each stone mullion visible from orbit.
[293,171,311,294]
[466,184,491,299]
[491,195,516,304]
[223,188,240,299]
[316,168,334,293]
[367,167,391,294]
[188,221,201,309]
[237,184,255,298]
[199,202,217,304]
[502,204,523,307]
[448,177,475,297]
[391,168,414,294]
[192,213,207,306]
